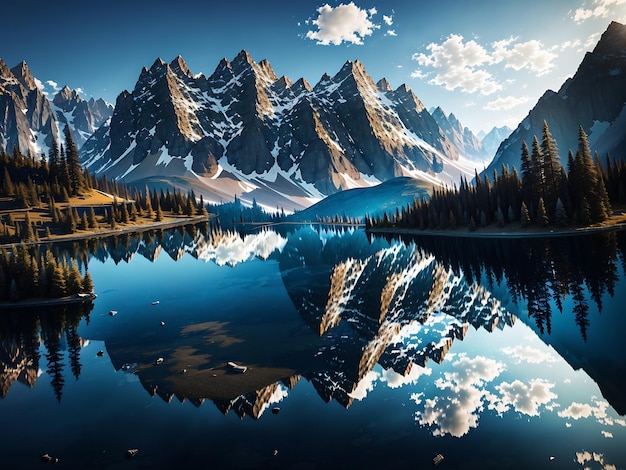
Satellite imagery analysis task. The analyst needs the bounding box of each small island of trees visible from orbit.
[367,123,626,232]
[0,244,93,302]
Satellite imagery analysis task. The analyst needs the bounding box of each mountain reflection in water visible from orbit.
[0,224,625,469]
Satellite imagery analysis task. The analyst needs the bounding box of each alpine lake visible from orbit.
[1,222,625,470]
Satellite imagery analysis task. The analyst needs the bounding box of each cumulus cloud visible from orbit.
[492,38,556,75]
[46,80,59,90]
[348,370,380,400]
[381,364,431,388]
[601,430,613,438]
[484,96,528,110]
[412,34,501,95]
[412,33,559,94]
[197,230,287,266]
[493,379,557,416]
[573,0,626,23]
[410,69,428,79]
[385,30,397,37]
[34,78,46,92]
[559,401,595,420]
[576,450,618,470]
[557,399,621,427]
[305,2,380,46]
[413,355,505,437]
[383,14,393,25]
[501,345,558,363]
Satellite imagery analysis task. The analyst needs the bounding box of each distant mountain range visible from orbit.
[79,52,486,210]
[0,59,112,156]
[1,20,624,212]
[431,106,489,163]
[486,20,626,176]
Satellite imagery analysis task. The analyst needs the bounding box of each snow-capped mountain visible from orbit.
[0,59,113,156]
[431,106,488,162]
[480,125,512,159]
[81,52,481,211]
[51,86,113,148]
[0,60,57,157]
[485,21,626,176]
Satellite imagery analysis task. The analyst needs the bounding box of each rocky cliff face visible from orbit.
[81,52,479,209]
[0,60,57,156]
[0,59,112,155]
[479,125,512,158]
[52,85,113,148]
[431,106,488,162]
[485,21,626,175]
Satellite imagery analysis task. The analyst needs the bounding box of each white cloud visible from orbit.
[34,78,45,92]
[383,14,393,25]
[305,2,380,46]
[381,365,431,388]
[501,345,558,363]
[410,69,428,79]
[558,401,595,420]
[412,33,560,95]
[557,399,620,427]
[492,38,557,75]
[46,79,59,90]
[559,39,583,51]
[601,430,613,438]
[576,450,618,470]
[413,355,505,437]
[585,32,602,49]
[412,34,501,95]
[385,30,397,37]
[573,0,626,23]
[493,379,557,416]
[348,370,379,400]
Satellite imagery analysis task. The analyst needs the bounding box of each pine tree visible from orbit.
[554,198,567,226]
[23,212,35,241]
[520,201,531,227]
[536,197,549,226]
[64,125,84,196]
[155,199,163,222]
[82,270,94,293]
[540,121,561,216]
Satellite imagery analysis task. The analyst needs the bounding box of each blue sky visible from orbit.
[2,0,625,134]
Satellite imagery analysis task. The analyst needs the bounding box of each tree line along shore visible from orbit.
[0,125,209,246]
[367,123,626,233]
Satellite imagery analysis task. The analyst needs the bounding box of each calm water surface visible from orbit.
[1,225,625,469]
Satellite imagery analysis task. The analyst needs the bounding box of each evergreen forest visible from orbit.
[367,123,626,231]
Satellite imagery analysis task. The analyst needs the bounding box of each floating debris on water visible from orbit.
[432,453,444,466]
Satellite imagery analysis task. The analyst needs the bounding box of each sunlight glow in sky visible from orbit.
[3,0,626,134]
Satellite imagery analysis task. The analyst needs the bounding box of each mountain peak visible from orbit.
[274,75,293,90]
[55,85,80,103]
[170,55,192,78]
[149,57,167,72]
[0,58,11,78]
[376,78,392,92]
[293,77,312,93]
[10,60,37,90]
[592,20,626,55]
[257,58,279,81]
[233,49,255,66]
[395,83,412,94]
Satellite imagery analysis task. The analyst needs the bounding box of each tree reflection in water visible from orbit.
[381,231,626,341]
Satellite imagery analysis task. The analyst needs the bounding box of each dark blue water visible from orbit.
[1,225,625,469]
